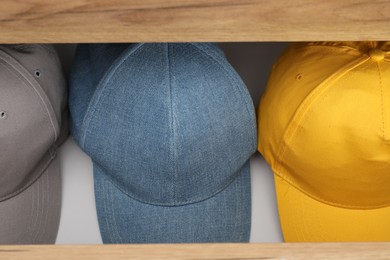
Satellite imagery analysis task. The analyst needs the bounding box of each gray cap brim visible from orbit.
[0,156,61,244]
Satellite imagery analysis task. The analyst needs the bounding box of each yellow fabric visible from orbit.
[258,41,390,242]
[275,175,390,242]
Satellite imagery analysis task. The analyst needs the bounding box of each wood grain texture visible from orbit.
[1,243,390,260]
[0,0,390,43]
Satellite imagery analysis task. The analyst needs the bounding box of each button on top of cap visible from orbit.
[369,48,385,61]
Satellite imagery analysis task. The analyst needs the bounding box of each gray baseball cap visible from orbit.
[0,45,68,244]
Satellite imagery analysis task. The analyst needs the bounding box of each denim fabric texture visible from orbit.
[69,43,257,243]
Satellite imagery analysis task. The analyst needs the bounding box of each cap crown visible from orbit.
[70,43,256,206]
[0,45,66,200]
[259,42,390,209]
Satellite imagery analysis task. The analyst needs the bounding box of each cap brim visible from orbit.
[0,156,61,244]
[93,161,251,243]
[275,174,390,242]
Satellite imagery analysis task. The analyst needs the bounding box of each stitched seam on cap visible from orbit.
[273,56,383,210]
[275,56,368,171]
[297,42,369,57]
[100,168,123,243]
[32,172,42,242]
[277,65,378,209]
[101,174,113,242]
[191,43,257,147]
[0,50,58,140]
[377,61,387,141]
[275,57,369,176]
[43,167,50,242]
[107,178,123,243]
[34,172,44,242]
[169,43,255,203]
[37,170,49,242]
[168,44,179,205]
[80,44,144,148]
[236,169,246,241]
[0,151,54,202]
[0,58,56,142]
[26,175,36,242]
[283,62,390,209]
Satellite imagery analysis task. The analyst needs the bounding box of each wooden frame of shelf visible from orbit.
[1,0,390,258]
[1,243,390,259]
[1,0,390,43]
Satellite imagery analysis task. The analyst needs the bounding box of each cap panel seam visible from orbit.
[0,150,55,202]
[190,43,257,152]
[79,43,145,148]
[296,42,372,56]
[32,170,42,242]
[0,50,58,139]
[376,61,388,141]
[235,171,243,241]
[168,43,178,205]
[276,55,370,170]
[233,166,243,241]
[0,51,58,141]
[100,173,113,242]
[235,163,250,241]
[192,43,256,121]
[107,177,123,243]
[272,56,389,210]
[282,61,390,209]
[98,170,123,243]
[25,172,37,242]
[36,169,48,242]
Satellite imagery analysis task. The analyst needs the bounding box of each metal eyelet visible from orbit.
[0,111,7,119]
[34,69,41,78]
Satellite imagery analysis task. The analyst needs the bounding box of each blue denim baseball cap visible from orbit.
[69,43,257,243]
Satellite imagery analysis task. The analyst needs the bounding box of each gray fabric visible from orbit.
[0,156,61,244]
[0,45,67,244]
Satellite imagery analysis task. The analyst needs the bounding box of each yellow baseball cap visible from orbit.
[258,42,390,242]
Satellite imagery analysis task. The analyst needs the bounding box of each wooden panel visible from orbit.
[1,243,390,259]
[0,0,389,43]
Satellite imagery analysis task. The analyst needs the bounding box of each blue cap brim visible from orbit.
[93,161,251,243]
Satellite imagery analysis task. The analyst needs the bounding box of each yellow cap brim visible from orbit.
[275,174,390,242]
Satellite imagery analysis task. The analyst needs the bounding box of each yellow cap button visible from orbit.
[369,48,385,61]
